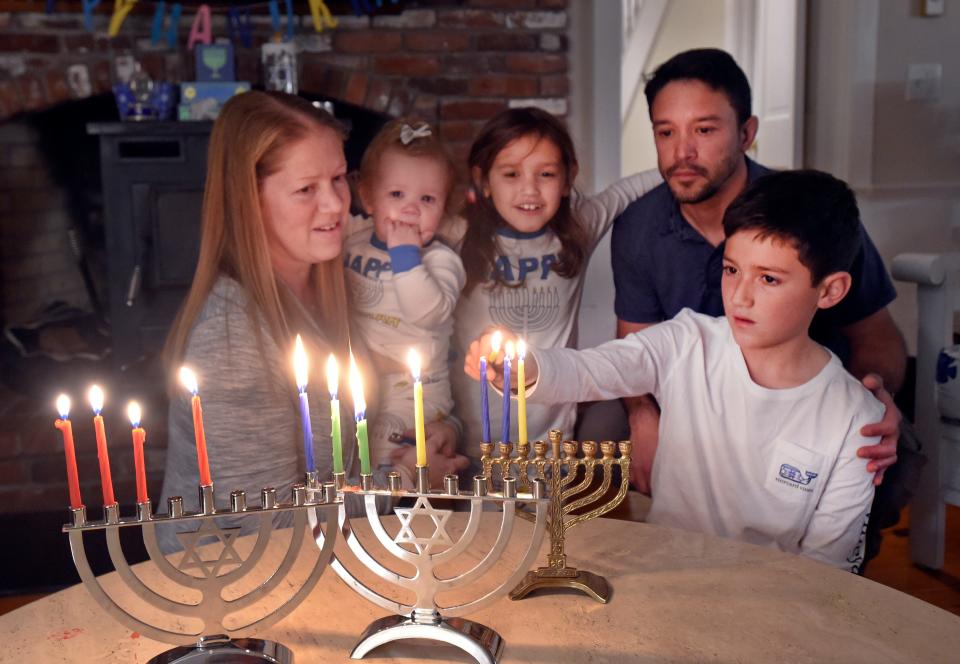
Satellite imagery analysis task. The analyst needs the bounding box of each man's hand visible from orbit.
[625,395,660,495]
[385,218,424,249]
[858,373,901,486]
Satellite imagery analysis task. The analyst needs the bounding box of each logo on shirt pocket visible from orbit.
[766,439,826,499]
[778,463,818,486]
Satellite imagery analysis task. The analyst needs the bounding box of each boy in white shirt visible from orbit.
[465,170,881,571]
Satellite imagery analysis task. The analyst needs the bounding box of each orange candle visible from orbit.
[54,394,83,510]
[88,385,115,506]
[127,401,148,504]
[179,367,212,486]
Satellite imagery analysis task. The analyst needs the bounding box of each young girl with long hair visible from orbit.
[449,107,661,462]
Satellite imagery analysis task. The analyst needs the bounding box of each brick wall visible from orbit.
[0,0,571,162]
[0,0,570,515]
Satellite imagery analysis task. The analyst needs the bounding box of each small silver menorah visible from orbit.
[64,481,340,663]
[311,467,549,664]
[482,429,631,603]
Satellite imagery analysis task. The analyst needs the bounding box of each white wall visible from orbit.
[621,0,727,176]
[806,0,960,355]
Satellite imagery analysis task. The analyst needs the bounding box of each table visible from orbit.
[3,514,959,663]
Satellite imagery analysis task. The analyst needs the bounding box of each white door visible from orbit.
[749,0,806,169]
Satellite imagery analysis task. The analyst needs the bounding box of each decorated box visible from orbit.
[178,81,251,121]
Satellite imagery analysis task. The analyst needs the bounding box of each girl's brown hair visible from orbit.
[461,107,586,294]
[164,91,351,386]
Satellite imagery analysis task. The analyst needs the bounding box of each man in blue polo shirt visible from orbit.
[596,49,905,517]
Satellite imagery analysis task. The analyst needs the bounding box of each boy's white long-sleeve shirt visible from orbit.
[527,309,881,571]
[450,168,663,455]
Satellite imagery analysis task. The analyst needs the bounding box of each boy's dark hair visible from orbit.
[723,170,862,284]
[644,48,752,125]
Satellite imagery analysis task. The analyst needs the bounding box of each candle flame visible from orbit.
[407,349,421,381]
[179,366,199,395]
[326,354,339,400]
[348,354,366,418]
[127,401,142,428]
[56,394,71,419]
[88,385,104,414]
[490,330,502,354]
[293,335,309,390]
[504,340,515,360]
[517,339,526,360]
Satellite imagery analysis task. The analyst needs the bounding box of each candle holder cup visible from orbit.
[482,429,632,604]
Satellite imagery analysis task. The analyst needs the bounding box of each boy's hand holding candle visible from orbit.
[464,332,538,391]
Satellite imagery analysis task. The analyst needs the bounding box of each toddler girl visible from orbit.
[344,117,468,486]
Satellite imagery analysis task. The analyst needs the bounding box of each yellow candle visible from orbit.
[408,349,426,467]
[517,339,527,446]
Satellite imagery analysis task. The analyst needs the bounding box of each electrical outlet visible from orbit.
[906,63,942,102]
[922,0,945,17]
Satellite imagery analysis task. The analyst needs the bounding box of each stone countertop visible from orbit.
[3,513,959,663]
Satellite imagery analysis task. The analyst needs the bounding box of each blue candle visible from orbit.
[480,356,490,443]
[293,335,315,473]
[501,341,513,443]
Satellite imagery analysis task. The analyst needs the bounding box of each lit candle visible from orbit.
[179,367,212,486]
[327,354,344,475]
[293,335,316,473]
[480,330,502,445]
[408,349,427,467]
[517,339,527,446]
[127,401,148,504]
[54,394,83,510]
[88,385,116,506]
[349,354,370,475]
[502,341,513,444]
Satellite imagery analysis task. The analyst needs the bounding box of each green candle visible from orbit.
[356,417,370,476]
[326,354,344,475]
[348,354,371,475]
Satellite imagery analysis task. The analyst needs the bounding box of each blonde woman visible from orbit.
[158,92,461,550]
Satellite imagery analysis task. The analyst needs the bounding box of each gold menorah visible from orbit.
[480,429,631,603]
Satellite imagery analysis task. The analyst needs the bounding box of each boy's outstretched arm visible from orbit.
[464,323,673,406]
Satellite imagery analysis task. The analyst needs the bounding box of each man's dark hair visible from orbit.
[644,48,752,125]
[722,170,862,284]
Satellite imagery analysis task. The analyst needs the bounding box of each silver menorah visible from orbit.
[64,481,340,663]
[65,467,549,664]
[311,468,549,664]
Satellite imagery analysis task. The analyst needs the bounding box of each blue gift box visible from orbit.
[113,81,177,121]
[178,81,251,121]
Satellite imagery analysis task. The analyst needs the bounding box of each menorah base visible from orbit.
[351,613,504,664]
[509,567,612,604]
[147,635,293,663]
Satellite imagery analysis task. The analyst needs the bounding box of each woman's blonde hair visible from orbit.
[164,91,351,382]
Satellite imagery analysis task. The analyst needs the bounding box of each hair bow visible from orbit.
[400,123,432,145]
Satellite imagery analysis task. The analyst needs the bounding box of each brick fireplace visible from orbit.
[0,0,572,590]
